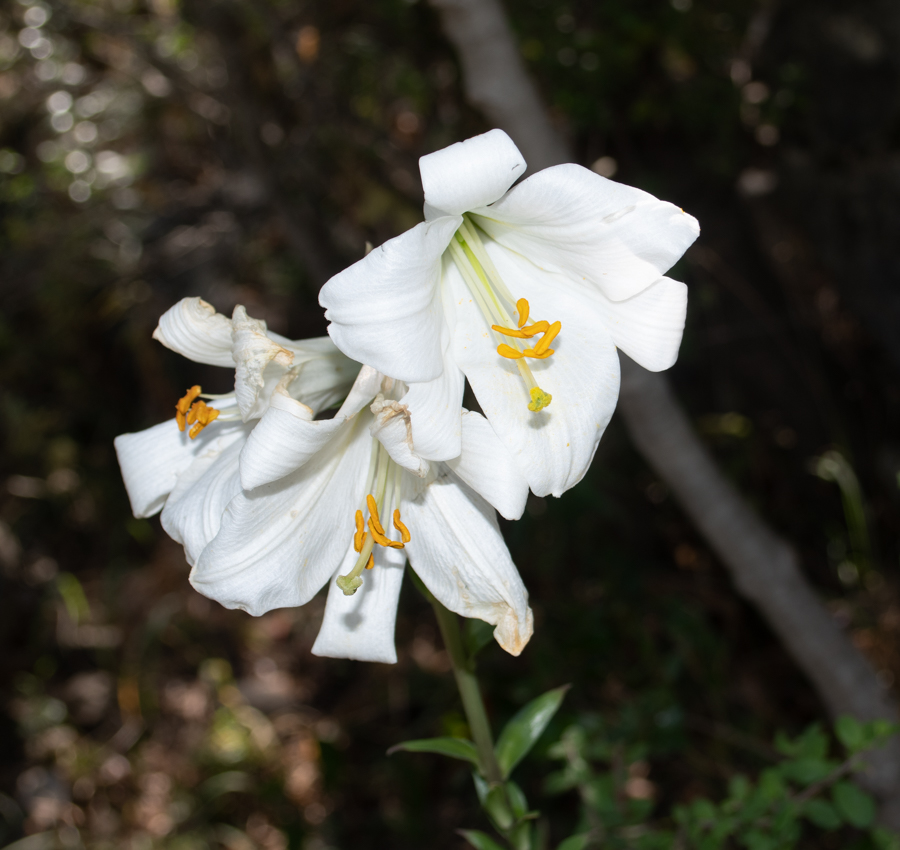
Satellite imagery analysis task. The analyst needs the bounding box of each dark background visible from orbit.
[1,0,900,847]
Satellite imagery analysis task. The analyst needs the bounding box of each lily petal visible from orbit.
[404,474,533,656]
[269,335,360,415]
[153,297,235,367]
[472,164,699,302]
[114,418,247,518]
[311,544,406,663]
[190,417,371,615]
[445,411,529,521]
[446,248,620,498]
[400,328,465,462]
[592,276,688,372]
[420,129,526,217]
[231,305,294,421]
[239,390,349,490]
[161,437,245,565]
[319,216,462,383]
[370,396,429,478]
[239,364,375,490]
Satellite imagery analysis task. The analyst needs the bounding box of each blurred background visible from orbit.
[2,0,900,847]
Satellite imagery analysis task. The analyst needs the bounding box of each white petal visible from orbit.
[239,391,349,490]
[152,297,235,367]
[160,437,245,565]
[189,417,372,615]
[445,247,621,498]
[420,129,526,217]
[231,305,294,421]
[593,276,687,372]
[114,418,247,518]
[400,329,465,462]
[311,544,406,663]
[319,217,461,383]
[445,412,529,521]
[270,335,360,415]
[370,396,429,477]
[403,474,533,656]
[472,164,700,302]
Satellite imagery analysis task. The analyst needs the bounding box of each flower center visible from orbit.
[446,215,558,412]
[336,441,410,596]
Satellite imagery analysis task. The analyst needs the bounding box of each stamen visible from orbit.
[521,348,554,360]
[490,320,549,339]
[516,298,530,328]
[369,520,404,549]
[366,494,385,536]
[393,510,411,543]
[175,385,202,431]
[534,320,561,355]
[365,553,375,570]
[498,343,525,360]
[186,400,220,439]
[354,510,366,553]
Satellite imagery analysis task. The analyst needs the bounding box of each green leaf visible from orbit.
[557,835,591,850]
[388,737,480,768]
[458,830,507,850]
[803,798,841,830]
[505,780,529,820]
[832,780,876,828]
[835,716,865,752]
[464,618,496,659]
[779,757,834,785]
[495,685,570,779]
[483,784,515,830]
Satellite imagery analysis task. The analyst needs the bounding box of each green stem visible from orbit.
[408,569,503,782]
[419,591,503,783]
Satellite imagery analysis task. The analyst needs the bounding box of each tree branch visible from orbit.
[428,0,900,824]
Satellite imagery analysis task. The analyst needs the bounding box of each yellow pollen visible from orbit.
[365,553,375,570]
[369,519,404,549]
[393,509,411,543]
[528,387,552,412]
[175,385,202,431]
[354,510,366,553]
[186,399,220,439]
[516,298,530,328]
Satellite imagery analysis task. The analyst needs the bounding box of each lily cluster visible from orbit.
[116,129,698,663]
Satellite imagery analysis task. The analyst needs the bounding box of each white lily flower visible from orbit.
[319,129,700,498]
[188,364,533,663]
[115,298,533,663]
[114,297,358,519]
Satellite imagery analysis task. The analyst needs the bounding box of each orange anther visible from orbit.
[365,553,375,570]
[516,298,530,328]
[365,494,385,535]
[492,324,530,339]
[186,400,220,439]
[393,510,411,543]
[497,343,525,360]
[534,320,561,356]
[354,510,366,552]
[368,519,404,549]
[175,385,202,431]
[522,347,554,360]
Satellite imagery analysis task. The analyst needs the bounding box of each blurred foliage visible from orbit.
[2,0,900,848]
